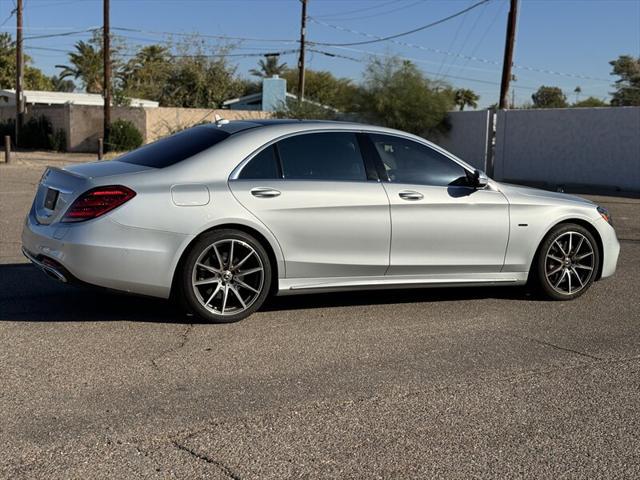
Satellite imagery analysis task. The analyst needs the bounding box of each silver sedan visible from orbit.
[22,120,620,322]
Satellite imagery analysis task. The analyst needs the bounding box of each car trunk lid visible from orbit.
[34,161,151,225]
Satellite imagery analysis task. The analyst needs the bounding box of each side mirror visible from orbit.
[473,169,489,188]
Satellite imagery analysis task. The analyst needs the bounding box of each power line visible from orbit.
[313,43,617,96]
[26,45,300,59]
[321,0,426,23]
[310,0,492,47]
[23,27,98,40]
[434,0,474,80]
[310,17,614,84]
[314,0,404,20]
[112,26,297,44]
[440,0,490,81]
[454,0,506,79]
[0,2,17,28]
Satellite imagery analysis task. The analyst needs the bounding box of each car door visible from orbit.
[229,131,391,279]
[366,133,509,276]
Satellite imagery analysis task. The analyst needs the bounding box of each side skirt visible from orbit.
[277,272,529,296]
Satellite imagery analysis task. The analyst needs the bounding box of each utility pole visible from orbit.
[103,0,111,151]
[498,0,518,109]
[297,0,307,102]
[15,0,24,146]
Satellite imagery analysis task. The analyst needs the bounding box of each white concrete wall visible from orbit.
[494,107,640,192]
[428,110,490,171]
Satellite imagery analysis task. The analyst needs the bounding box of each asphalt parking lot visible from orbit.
[1,158,639,479]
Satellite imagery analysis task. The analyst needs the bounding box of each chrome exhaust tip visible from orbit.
[22,247,68,283]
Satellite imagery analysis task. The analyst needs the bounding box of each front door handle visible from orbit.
[251,187,281,198]
[398,190,423,201]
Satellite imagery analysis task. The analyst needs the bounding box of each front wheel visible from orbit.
[180,229,272,323]
[535,223,600,301]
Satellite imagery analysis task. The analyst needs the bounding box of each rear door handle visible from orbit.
[251,187,281,198]
[398,190,423,201]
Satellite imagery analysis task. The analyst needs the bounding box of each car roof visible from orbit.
[215,118,369,135]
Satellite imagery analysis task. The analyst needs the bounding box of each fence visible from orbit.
[430,106,640,194]
[0,105,271,153]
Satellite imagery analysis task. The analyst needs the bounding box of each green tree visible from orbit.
[0,33,54,90]
[161,39,244,108]
[121,45,172,102]
[239,78,262,97]
[609,55,640,106]
[274,99,338,120]
[249,55,287,78]
[531,86,568,108]
[24,66,54,90]
[572,96,608,108]
[354,56,454,136]
[454,88,479,111]
[281,68,358,111]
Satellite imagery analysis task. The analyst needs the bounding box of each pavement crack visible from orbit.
[151,323,193,369]
[504,332,602,360]
[173,440,241,480]
[526,337,602,360]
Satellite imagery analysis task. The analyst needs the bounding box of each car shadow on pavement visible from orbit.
[0,263,536,323]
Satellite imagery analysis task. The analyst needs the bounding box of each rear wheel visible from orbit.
[535,223,599,301]
[180,229,271,323]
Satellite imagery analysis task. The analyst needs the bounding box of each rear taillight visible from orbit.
[62,185,136,222]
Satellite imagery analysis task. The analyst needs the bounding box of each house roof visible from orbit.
[223,91,338,112]
[0,89,159,108]
[222,92,262,107]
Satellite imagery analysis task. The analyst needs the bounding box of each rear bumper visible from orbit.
[21,211,189,298]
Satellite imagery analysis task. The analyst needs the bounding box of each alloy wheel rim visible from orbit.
[192,239,264,316]
[544,231,595,295]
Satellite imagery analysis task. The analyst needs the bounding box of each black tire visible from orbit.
[535,223,600,301]
[179,229,272,323]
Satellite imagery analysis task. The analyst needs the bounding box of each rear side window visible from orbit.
[239,145,280,179]
[277,132,367,181]
[117,126,230,168]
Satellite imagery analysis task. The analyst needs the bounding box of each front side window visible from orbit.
[276,132,367,181]
[370,134,470,187]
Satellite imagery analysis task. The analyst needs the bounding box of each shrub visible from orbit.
[0,115,60,149]
[49,129,67,152]
[21,115,54,149]
[0,119,14,143]
[108,119,143,152]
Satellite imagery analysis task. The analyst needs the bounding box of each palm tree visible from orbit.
[454,88,479,111]
[56,40,103,93]
[50,74,75,92]
[249,55,287,78]
[121,45,171,102]
[574,86,582,103]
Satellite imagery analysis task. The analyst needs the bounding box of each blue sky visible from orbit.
[3,0,640,107]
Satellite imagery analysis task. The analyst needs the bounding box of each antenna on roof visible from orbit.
[214,114,229,126]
